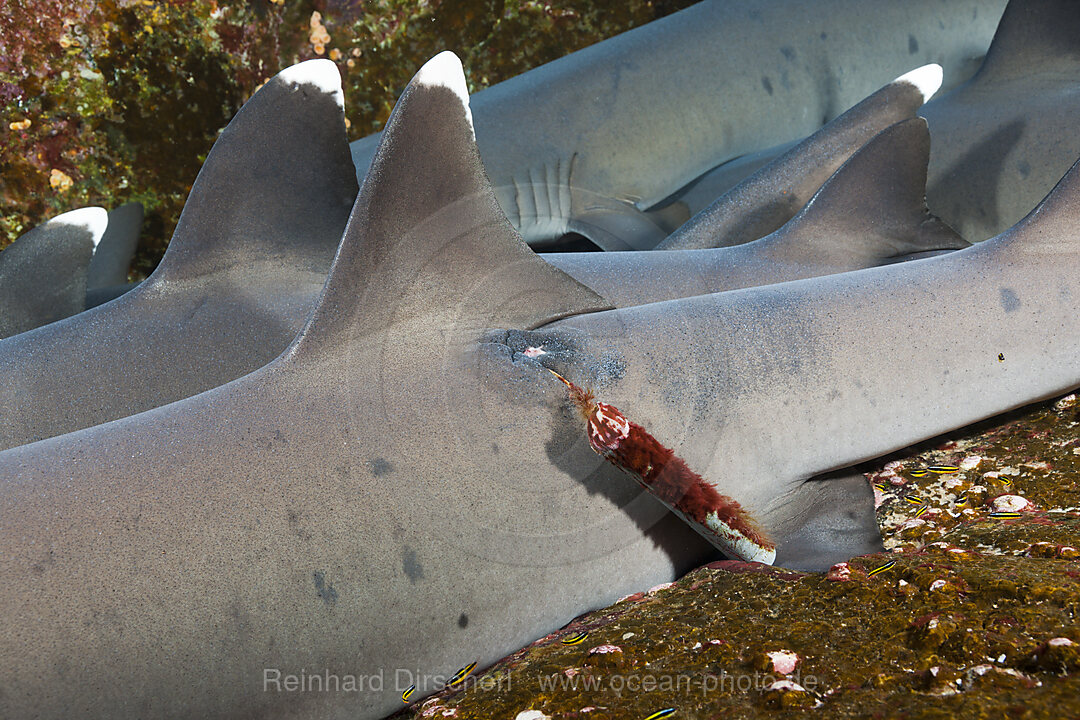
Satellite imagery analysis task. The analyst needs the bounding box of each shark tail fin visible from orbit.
[148,60,357,284]
[0,207,107,338]
[86,202,143,289]
[976,0,1080,82]
[774,117,969,261]
[288,52,611,357]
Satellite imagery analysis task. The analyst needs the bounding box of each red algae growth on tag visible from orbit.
[548,369,775,564]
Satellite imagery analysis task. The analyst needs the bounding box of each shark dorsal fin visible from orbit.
[289,52,611,355]
[87,202,143,289]
[0,207,106,338]
[772,118,968,259]
[976,0,1080,82]
[148,60,357,284]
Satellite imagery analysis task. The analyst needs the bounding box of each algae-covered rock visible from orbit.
[391,393,1080,719]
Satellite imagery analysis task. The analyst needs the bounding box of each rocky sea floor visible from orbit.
[392,393,1080,719]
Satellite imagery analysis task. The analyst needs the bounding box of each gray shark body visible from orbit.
[1,52,1077,720]
[922,0,1080,242]
[0,207,106,339]
[350,0,1004,250]
[0,61,356,452]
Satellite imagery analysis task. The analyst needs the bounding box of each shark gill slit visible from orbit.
[548,370,776,564]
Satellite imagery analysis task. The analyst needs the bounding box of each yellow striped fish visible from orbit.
[955,495,968,507]
[644,710,677,720]
[928,465,959,474]
[873,483,887,492]
[915,506,928,518]
[868,560,896,576]
[989,512,1023,520]
[561,631,589,646]
[401,685,416,703]
[909,468,929,478]
[448,661,477,687]
[904,495,924,506]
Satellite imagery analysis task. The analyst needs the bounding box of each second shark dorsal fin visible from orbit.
[290,52,611,354]
[148,60,358,284]
[0,207,106,338]
[773,118,968,260]
[975,0,1080,82]
[86,202,142,289]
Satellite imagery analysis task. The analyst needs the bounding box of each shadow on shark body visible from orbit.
[2,50,1079,720]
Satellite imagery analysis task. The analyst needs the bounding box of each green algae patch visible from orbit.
[391,393,1080,719]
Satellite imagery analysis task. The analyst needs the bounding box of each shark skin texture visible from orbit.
[0,60,357,453]
[921,0,1080,243]
[2,50,1079,720]
[544,117,969,308]
[0,207,106,340]
[350,0,1005,250]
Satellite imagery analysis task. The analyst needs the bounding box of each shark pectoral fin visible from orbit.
[567,193,677,251]
[777,117,968,264]
[86,202,143,290]
[149,59,358,285]
[287,51,612,356]
[770,470,883,572]
[0,207,107,339]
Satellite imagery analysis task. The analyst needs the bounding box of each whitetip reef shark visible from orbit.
[1,51,1077,720]
[349,0,1005,250]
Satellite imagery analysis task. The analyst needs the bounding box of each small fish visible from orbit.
[873,483,887,492]
[447,661,477,687]
[998,353,1005,362]
[643,710,677,720]
[1001,477,1013,488]
[904,495,924,506]
[928,465,960,474]
[401,685,416,703]
[915,506,928,518]
[868,560,896,576]
[909,468,929,478]
[989,511,1023,520]
[561,631,589,646]
[955,495,968,507]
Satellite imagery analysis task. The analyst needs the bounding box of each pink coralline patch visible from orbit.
[767,650,800,675]
[992,494,1032,512]
[766,679,807,692]
[873,485,885,508]
[588,645,622,655]
[523,346,546,358]
[648,582,675,595]
[617,591,645,603]
[1048,638,1075,647]
[826,563,852,582]
[563,668,580,678]
[959,455,983,470]
[889,475,909,486]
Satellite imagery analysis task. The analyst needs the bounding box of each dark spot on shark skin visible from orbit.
[403,547,424,582]
[491,443,499,454]
[1018,160,1031,178]
[820,31,827,40]
[458,613,469,629]
[369,457,393,476]
[1000,288,1021,313]
[761,76,774,96]
[781,46,795,61]
[286,509,313,541]
[908,34,919,54]
[313,571,338,606]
